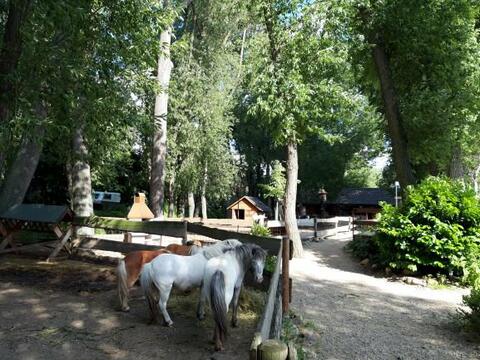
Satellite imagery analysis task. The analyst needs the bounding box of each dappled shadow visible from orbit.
[290,235,480,359]
[302,232,369,276]
[0,257,260,360]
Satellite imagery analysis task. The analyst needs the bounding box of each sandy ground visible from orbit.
[290,232,480,360]
[0,256,263,360]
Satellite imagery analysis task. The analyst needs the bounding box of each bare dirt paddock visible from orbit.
[0,255,263,360]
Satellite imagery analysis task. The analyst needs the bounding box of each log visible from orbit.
[259,339,288,360]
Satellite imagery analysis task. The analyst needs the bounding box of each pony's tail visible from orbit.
[117,259,130,311]
[210,270,228,338]
[140,263,158,323]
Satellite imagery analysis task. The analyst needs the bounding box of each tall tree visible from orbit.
[245,0,379,257]
[353,0,480,185]
[0,0,32,178]
[150,3,174,218]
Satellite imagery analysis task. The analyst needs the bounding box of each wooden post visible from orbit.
[282,238,290,314]
[287,342,298,360]
[259,339,288,360]
[123,232,132,243]
[313,216,317,239]
[182,220,188,244]
[250,332,262,360]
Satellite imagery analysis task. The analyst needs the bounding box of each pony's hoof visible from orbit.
[121,306,130,312]
[197,314,205,321]
[231,320,238,328]
[163,320,173,327]
[214,345,224,352]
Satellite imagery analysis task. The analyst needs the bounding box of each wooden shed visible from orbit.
[330,188,395,219]
[227,196,272,221]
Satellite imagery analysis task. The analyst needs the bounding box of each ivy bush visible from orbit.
[461,248,480,330]
[375,177,480,275]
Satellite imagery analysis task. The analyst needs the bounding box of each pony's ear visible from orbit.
[252,245,265,257]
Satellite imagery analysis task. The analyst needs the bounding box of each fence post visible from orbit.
[313,216,318,239]
[182,220,188,244]
[282,237,290,314]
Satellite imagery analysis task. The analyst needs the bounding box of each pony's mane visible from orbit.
[227,243,267,270]
[201,239,242,259]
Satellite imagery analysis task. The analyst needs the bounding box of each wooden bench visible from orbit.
[0,204,73,261]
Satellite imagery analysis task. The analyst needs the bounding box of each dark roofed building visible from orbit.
[227,196,272,221]
[331,188,395,219]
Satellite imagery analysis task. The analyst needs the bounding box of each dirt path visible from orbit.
[0,257,262,360]
[290,233,480,360]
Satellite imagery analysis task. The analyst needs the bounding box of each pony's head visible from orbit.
[249,244,267,283]
[229,243,267,283]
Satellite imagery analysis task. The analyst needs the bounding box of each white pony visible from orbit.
[140,239,242,326]
[197,243,267,351]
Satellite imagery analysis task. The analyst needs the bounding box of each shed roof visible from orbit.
[227,196,272,213]
[333,188,394,206]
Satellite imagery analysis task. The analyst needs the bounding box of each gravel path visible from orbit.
[290,232,480,360]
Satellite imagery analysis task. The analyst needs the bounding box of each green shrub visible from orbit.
[460,248,480,331]
[345,235,381,262]
[265,255,277,273]
[375,177,480,275]
[250,222,272,237]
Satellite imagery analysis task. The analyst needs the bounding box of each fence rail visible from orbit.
[73,216,282,254]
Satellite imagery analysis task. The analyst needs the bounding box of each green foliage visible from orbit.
[460,247,480,331]
[352,0,480,178]
[250,222,272,237]
[264,255,277,273]
[375,177,480,274]
[259,160,286,200]
[463,287,480,331]
[345,235,381,263]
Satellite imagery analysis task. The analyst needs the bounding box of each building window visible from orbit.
[234,209,245,220]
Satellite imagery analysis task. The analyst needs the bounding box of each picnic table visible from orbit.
[0,204,73,261]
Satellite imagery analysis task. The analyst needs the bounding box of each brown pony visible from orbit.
[117,241,202,311]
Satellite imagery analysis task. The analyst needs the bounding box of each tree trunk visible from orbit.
[449,146,465,180]
[167,174,175,218]
[371,42,416,189]
[0,0,31,125]
[71,121,94,235]
[149,25,173,218]
[177,196,185,217]
[188,191,195,218]
[0,104,46,214]
[0,0,32,178]
[275,200,279,221]
[201,165,208,219]
[194,199,200,217]
[473,162,480,196]
[284,142,302,258]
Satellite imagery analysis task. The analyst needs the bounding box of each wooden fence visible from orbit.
[73,216,281,254]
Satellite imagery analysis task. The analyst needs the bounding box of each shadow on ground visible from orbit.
[0,256,262,360]
[291,238,480,360]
